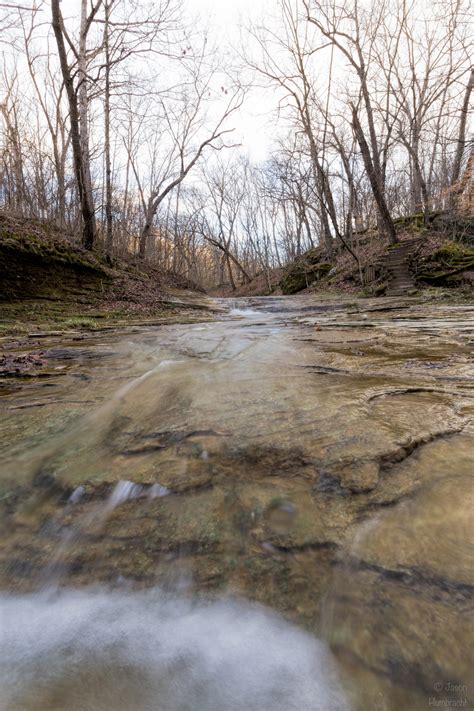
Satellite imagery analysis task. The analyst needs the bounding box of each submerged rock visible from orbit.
[0,295,473,710]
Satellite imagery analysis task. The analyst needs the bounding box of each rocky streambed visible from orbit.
[0,295,473,710]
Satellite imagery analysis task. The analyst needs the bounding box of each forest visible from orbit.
[1,0,472,292]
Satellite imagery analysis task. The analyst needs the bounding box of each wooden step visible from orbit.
[379,237,424,295]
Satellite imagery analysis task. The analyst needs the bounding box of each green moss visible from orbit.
[280,250,333,295]
[416,241,474,287]
[432,242,474,264]
[60,316,100,329]
[0,322,31,335]
[393,212,426,229]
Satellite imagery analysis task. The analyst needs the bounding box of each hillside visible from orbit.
[0,213,214,337]
[225,213,474,298]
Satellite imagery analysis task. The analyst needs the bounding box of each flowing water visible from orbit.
[0,589,348,711]
[0,295,473,710]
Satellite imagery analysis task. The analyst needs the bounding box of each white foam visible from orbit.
[106,480,143,510]
[158,359,187,369]
[68,486,86,505]
[229,308,262,317]
[148,483,170,498]
[0,588,349,711]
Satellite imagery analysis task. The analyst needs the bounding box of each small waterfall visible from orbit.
[42,479,170,590]
[103,480,143,511]
[68,485,86,504]
[102,480,170,514]
[229,307,262,317]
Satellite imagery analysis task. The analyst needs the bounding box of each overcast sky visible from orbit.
[56,0,276,160]
[185,0,274,161]
[186,0,268,23]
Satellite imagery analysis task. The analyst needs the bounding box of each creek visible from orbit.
[0,296,473,710]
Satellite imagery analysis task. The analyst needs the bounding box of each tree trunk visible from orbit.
[451,68,474,191]
[104,0,113,258]
[304,117,334,255]
[51,0,96,250]
[139,197,155,258]
[226,253,236,290]
[352,107,398,246]
[78,0,96,248]
[55,147,66,228]
[411,134,422,211]
[139,223,151,259]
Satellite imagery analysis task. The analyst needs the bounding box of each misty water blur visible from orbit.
[0,588,348,711]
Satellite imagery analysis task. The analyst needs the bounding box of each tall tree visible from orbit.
[246,0,338,255]
[304,0,398,242]
[51,0,101,250]
[351,105,397,245]
[451,68,474,190]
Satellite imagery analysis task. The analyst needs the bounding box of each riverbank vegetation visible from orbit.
[0,212,213,338]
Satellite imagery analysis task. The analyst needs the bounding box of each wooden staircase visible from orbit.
[381,237,424,296]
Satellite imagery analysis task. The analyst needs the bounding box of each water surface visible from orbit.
[0,296,473,709]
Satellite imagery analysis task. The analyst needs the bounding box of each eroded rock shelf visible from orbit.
[0,295,473,710]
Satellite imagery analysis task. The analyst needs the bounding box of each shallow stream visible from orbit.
[0,296,473,710]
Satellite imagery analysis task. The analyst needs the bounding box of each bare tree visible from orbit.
[103,0,113,257]
[123,42,244,259]
[0,69,26,214]
[246,0,339,255]
[20,7,71,227]
[97,0,183,257]
[451,68,474,189]
[51,0,101,249]
[304,0,400,243]
[351,104,397,244]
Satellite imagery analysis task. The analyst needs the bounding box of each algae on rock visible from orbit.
[280,248,332,294]
[415,241,474,286]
